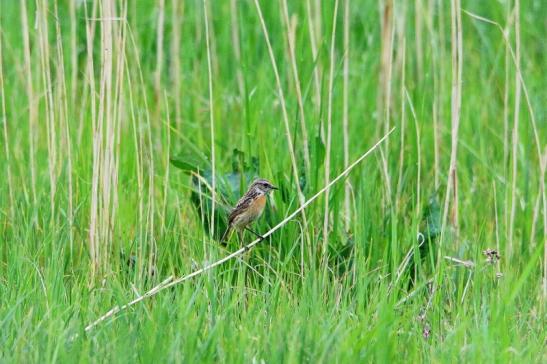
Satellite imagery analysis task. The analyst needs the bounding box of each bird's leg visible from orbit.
[245,227,265,241]
[239,230,251,253]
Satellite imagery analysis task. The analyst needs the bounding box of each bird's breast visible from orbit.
[249,194,267,215]
[232,194,267,228]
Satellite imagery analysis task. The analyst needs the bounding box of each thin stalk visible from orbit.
[230,0,245,98]
[204,0,216,241]
[542,151,547,299]
[396,41,406,206]
[379,0,394,141]
[531,150,546,249]
[85,0,100,277]
[170,0,183,129]
[154,0,165,102]
[0,32,14,221]
[37,0,58,225]
[323,0,339,253]
[69,0,78,104]
[405,88,421,211]
[161,94,171,237]
[305,0,322,111]
[414,0,423,82]
[342,0,351,230]
[53,0,74,253]
[508,0,521,257]
[281,0,311,176]
[441,0,463,237]
[20,0,37,209]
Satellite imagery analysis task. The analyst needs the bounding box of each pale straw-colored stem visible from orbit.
[322,0,339,254]
[342,0,351,230]
[204,0,216,241]
[508,0,521,258]
[441,0,462,240]
[20,0,37,208]
[281,0,311,175]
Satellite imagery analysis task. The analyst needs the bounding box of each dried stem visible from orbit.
[53,0,75,252]
[37,0,58,225]
[508,0,521,257]
[204,0,216,241]
[230,0,245,97]
[441,0,462,238]
[154,0,165,102]
[306,0,322,111]
[342,0,351,230]
[20,0,37,208]
[281,0,311,175]
[170,0,183,129]
[323,0,339,254]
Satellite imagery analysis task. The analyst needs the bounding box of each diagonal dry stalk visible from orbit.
[82,128,395,334]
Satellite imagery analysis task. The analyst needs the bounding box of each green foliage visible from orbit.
[0,0,545,363]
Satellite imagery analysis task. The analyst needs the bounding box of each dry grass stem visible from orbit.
[323,0,340,254]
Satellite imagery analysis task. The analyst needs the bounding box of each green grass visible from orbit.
[0,0,545,362]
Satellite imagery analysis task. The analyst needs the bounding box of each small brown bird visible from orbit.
[220,178,278,243]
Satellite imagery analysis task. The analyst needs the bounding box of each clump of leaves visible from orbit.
[408,192,441,287]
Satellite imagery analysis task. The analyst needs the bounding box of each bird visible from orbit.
[220,178,278,244]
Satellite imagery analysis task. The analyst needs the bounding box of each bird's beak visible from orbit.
[271,185,279,190]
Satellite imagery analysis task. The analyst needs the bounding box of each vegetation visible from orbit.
[0,0,545,362]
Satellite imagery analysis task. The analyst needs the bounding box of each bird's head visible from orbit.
[250,178,278,194]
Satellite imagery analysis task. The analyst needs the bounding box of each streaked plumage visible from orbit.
[221,178,277,243]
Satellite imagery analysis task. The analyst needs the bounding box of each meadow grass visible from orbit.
[0,0,545,362]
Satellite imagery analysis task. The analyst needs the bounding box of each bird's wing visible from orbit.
[228,189,261,225]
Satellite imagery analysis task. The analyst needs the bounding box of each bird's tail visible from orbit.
[220,226,232,245]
